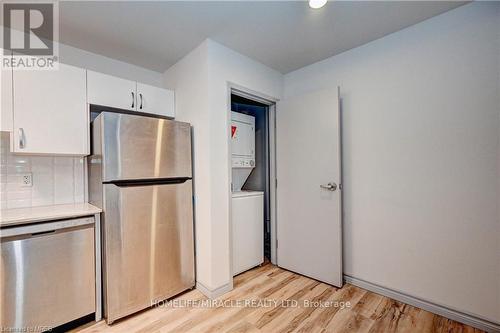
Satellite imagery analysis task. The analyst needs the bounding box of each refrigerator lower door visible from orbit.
[102,180,194,323]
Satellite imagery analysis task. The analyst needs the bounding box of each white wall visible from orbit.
[285,2,500,323]
[163,41,214,290]
[164,39,282,294]
[59,43,164,87]
[0,41,163,87]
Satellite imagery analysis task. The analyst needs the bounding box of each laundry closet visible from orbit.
[230,93,272,275]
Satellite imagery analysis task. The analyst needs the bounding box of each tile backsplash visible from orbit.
[0,132,86,209]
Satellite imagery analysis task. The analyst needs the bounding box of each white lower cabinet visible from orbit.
[12,63,88,155]
[137,83,175,118]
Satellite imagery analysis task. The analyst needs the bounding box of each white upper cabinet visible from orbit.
[1,65,13,132]
[3,66,174,156]
[12,63,88,155]
[87,70,137,111]
[136,83,175,118]
[87,71,175,118]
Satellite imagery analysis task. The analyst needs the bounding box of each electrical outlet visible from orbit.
[21,173,33,187]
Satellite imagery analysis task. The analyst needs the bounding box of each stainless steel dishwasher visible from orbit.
[0,217,96,330]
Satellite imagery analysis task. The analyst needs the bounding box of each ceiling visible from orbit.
[59,1,466,74]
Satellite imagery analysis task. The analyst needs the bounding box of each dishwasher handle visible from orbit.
[1,217,94,239]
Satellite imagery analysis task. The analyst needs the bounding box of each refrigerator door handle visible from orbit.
[106,177,191,187]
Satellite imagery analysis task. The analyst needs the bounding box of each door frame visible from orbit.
[226,83,279,287]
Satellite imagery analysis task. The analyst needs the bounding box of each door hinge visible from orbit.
[275,179,278,188]
[276,239,278,248]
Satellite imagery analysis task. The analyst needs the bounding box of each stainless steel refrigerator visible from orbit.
[88,112,194,324]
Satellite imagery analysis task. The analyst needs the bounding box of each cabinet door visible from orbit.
[12,63,88,155]
[87,70,137,111]
[1,65,13,132]
[136,83,174,118]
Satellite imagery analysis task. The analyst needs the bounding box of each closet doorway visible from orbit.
[228,87,277,280]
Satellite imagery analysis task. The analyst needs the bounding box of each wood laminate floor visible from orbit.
[74,264,483,333]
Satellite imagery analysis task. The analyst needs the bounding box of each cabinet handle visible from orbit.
[18,128,25,149]
[131,92,135,109]
[139,93,143,110]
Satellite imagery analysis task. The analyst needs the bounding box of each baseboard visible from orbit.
[344,275,500,333]
[196,281,233,299]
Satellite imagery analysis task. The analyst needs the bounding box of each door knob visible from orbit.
[320,182,337,191]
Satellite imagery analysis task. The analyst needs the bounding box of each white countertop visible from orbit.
[0,203,102,227]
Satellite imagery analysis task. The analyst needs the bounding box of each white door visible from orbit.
[12,63,88,155]
[136,83,175,118]
[87,70,137,111]
[276,87,342,286]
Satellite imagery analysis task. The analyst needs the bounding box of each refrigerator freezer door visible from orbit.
[102,180,195,323]
[94,112,192,182]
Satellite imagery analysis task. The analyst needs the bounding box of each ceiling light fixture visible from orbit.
[309,0,327,9]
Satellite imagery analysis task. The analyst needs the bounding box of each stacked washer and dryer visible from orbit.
[231,111,264,275]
